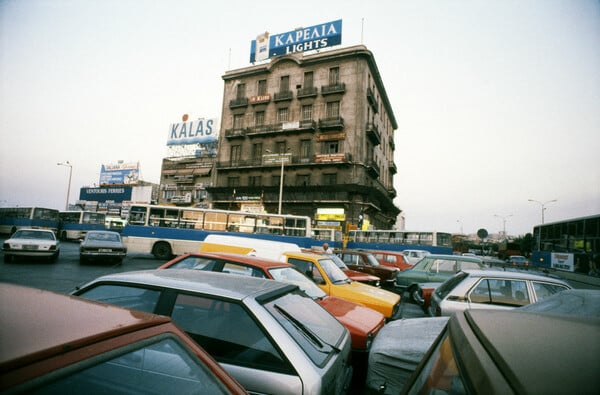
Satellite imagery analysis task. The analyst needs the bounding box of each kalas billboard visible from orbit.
[250,19,342,63]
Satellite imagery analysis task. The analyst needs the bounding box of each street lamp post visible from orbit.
[57,161,73,211]
[265,149,290,214]
[494,214,513,238]
[528,199,557,224]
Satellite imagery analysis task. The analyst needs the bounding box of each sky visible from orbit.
[1,0,599,236]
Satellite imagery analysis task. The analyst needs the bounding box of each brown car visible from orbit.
[369,249,413,271]
[337,249,400,288]
[0,283,247,394]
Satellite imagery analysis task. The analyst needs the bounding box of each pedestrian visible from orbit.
[322,243,333,253]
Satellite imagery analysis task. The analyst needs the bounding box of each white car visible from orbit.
[3,228,60,262]
[401,249,431,265]
[429,269,571,317]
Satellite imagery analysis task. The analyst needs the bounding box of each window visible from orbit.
[236,83,246,99]
[227,177,240,187]
[302,104,312,121]
[248,175,262,187]
[277,107,289,123]
[280,75,289,92]
[324,141,339,154]
[296,174,310,186]
[300,139,311,159]
[252,142,263,161]
[77,285,160,313]
[230,145,241,165]
[428,259,456,274]
[322,173,337,185]
[276,141,286,154]
[469,278,530,306]
[328,67,339,85]
[326,101,340,118]
[272,174,282,186]
[532,282,569,301]
[255,111,265,126]
[257,79,267,95]
[170,294,289,372]
[233,114,244,129]
[303,71,314,88]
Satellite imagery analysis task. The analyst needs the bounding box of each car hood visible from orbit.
[318,296,385,334]
[343,269,379,281]
[326,281,400,317]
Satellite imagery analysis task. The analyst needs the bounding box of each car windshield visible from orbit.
[365,254,380,267]
[268,267,327,299]
[13,230,54,240]
[264,290,345,367]
[326,254,350,270]
[319,258,350,284]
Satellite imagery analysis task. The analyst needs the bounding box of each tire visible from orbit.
[79,255,87,265]
[152,242,172,260]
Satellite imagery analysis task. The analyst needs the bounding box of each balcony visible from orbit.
[387,187,397,198]
[389,136,395,151]
[319,117,344,130]
[297,86,318,98]
[298,120,316,131]
[367,160,380,178]
[389,161,398,174]
[321,83,346,95]
[367,87,379,113]
[229,97,248,108]
[366,123,381,146]
[224,128,247,139]
[246,123,282,137]
[274,90,293,102]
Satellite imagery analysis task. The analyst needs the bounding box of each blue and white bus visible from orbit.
[58,211,107,240]
[346,229,453,254]
[0,207,60,235]
[123,204,317,259]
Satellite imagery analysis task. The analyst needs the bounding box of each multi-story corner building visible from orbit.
[208,44,400,230]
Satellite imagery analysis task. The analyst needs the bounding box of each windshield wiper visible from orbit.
[274,304,340,353]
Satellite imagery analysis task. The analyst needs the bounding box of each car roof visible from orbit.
[460,269,570,284]
[78,269,297,300]
[0,283,170,370]
[175,252,292,270]
[454,310,600,394]
[422,254,482,262]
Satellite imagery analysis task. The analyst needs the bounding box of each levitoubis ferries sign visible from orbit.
[250,19,342,63]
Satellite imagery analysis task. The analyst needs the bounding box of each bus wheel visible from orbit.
[152,242,172,260]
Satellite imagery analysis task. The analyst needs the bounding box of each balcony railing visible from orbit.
[321,83,346,95]
[367,87,379,113]
[366,123,381,145]
[274,90,293,101]
[224,128,247,139]
[246,123,283,137]
[319,117,344,130]
[297,86,318,98]
[229,97,248,108]
[389,161,398,174]
[367,160,380,178]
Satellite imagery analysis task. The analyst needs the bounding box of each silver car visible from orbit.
[73,269,353,395]
[429,269,572,317]
[2,228,60,262]
[79,230,127,264]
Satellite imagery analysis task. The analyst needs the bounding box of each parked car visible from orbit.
[79,230,127,264]
[158,251,386,353]
[315,251,382,287]
[73,269,353,395]
[336,249,399,288]
[369,249,413,271]
[429,269,572,317]
[283,251,402,320]
[401,310,600,394]
[2,228,60,262]
[508,254,529,267]
[0,283,246,394]
[401,249,431,265]
[394,254,486,294]
[519,288,600,318]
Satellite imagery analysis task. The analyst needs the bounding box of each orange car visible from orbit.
[0,283,247,394]
[369,249,413,271]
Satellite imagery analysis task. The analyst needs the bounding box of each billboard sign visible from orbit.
[167,118,219,146]
[100,162,139,185]
[250,19,342,63]
[79,186,133,203]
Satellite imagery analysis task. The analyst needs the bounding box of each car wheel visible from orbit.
[4,254,12,263]
[79,256,87,265]
[152,242,172,260]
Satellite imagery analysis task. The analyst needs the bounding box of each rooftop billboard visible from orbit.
[167,118,219,146]
[250,19,342,63]
[99,162,139,185]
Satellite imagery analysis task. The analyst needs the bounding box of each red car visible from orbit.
[369,249,413,271]
[0,283,247,394]
[159,252,386,353]
[336,249,400,288]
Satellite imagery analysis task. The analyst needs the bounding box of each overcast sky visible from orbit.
[1,0,599,236]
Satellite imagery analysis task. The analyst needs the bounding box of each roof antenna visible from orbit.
[361,18,364,44]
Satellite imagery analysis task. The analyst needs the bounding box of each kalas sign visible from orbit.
[250,19,342,63]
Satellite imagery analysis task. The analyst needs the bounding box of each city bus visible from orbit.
[58,211,107,240]
[0,207,60,235]
[346,229,454,254]
[122,204,317,259]
[531,214,599,274]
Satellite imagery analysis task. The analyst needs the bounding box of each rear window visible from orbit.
[435,272,469,299]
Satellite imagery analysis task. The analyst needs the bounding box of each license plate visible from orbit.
[98,249,113,252]
[23,245,39,250]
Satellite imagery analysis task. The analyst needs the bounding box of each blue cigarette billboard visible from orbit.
[250,19,342,63]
